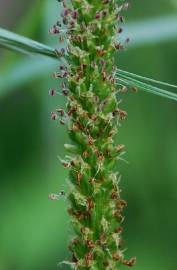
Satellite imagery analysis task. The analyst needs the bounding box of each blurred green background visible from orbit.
[0,1,177,270]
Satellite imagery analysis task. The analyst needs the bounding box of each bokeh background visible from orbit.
[0,1,177,270]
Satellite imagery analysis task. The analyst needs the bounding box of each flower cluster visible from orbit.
[50,0,136,269]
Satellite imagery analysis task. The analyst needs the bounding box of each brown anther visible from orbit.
[95,11,101,20]
[60,190,65,196]
[76,66,82,73]
[90,114,97,121]
[76,120,84,130]
[56,108,65,116]
[68,107,77,116]
[83,151,89,158]
[116,203,124,210]
[115,42,124,50]
[88,135,94,146]
[100,233,106,243]
[75,211,84,220]
[51,112,58,120]
[72,124,80,132]
[60,119,65,125]
[112,252,120,261]
[114,226,124,233]
[119,199,127,206]
[98,154,104,161]
[69,95,75,101]
[116,199,127,210]
[118,109,128,120]
[61,161,70,168]
[117,15,125,23]
[116,144,125,152]
[85,238,95,248]
[49,88,56,96]
[81,63,87,69]
[117,27,123,33]
[94,148,104,161]
[87,197,94,209]
[123,257,136,267]
[111,190,118,199]
[103,0,110,4]
[49,25,60,34]
[84,252,93,266]
[132,86,138,92]
[96,48,105,57]
[89,178,95,184]
[112,111,116,117]
[109,130,115,137]
[113,211,124,222]
[62,89,69,96]
[93,95,100,103]
[80,227,86,234]
[82,111,88,118]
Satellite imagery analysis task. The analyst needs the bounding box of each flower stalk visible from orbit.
[52,0,136,269]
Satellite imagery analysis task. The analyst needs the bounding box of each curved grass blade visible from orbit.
[116,74,177,102]
[0,28,57,59]
[117,69,177,90]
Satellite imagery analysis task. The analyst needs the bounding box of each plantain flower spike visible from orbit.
[51,0,136,269]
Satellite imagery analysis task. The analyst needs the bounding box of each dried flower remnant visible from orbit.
[50,0,135,269]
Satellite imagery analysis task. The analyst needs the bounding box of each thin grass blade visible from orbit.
[117,69,177,89]
[0,28,57,58]
[116,74,177,102]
